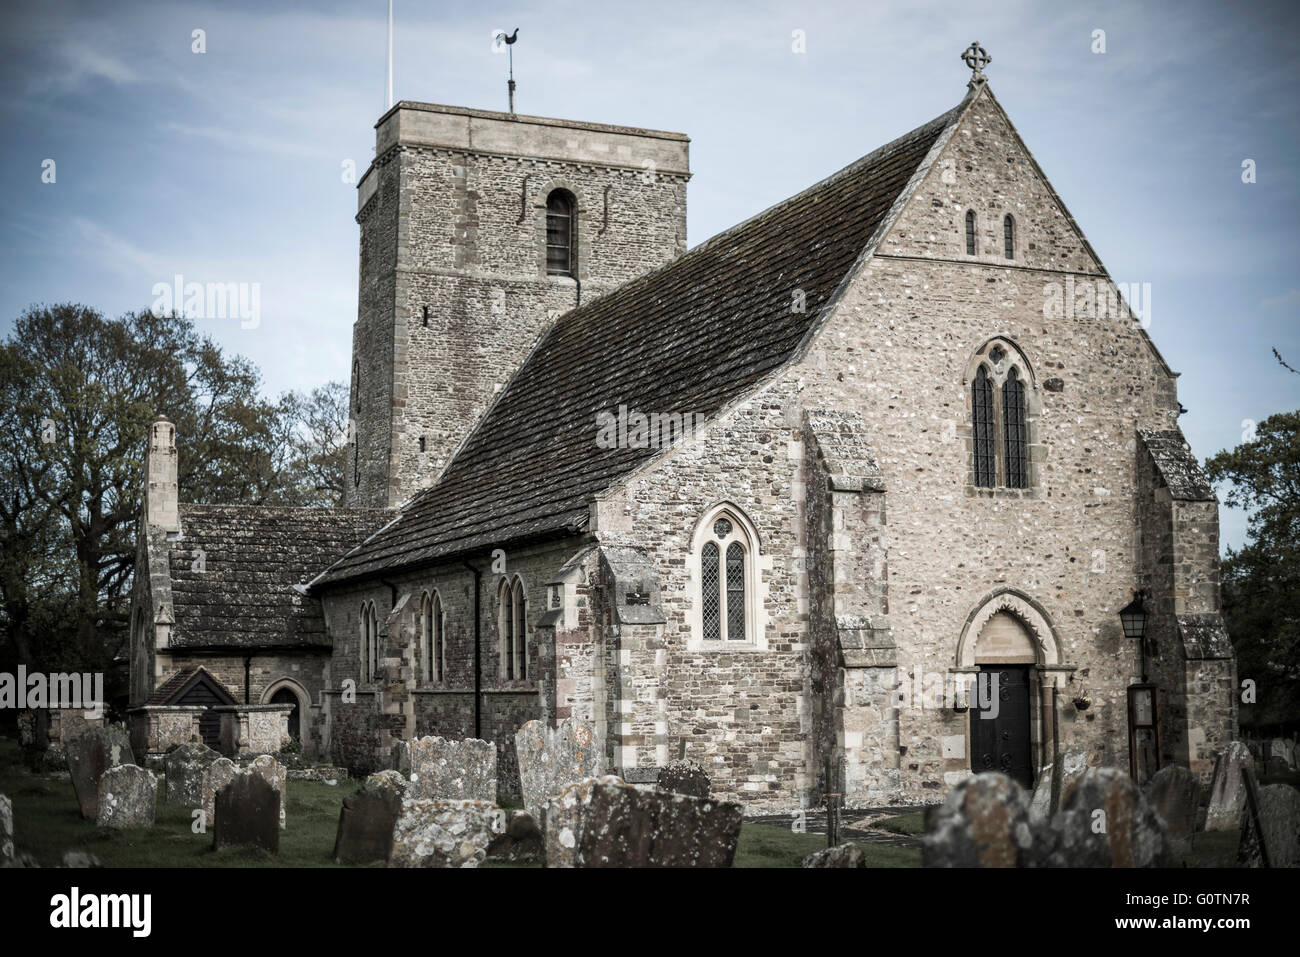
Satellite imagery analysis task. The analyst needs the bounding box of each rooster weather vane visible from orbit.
[499,28,520,114]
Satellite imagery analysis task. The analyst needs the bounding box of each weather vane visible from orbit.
[500,28,520,114]
[961,41,991,84]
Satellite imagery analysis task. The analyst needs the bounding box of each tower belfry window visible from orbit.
[546,191,575,276]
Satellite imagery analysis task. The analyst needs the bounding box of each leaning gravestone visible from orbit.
[1205,742,1253,831]
[1144,765,1200,849]
[0,794,13,862]
[543,775,743,868]
[213,772,280,854]
[1028,750,1087,823]
[923,772,1041,868]
[96,765,158,829]
[165,742,220,806]
[803,843,867,868]
[1238,782,1300,868]
[333,774,406,865]
[247,755,288,829]
[387,799,499,868]
[66,726,133,821]
[407,735,497,802]
[516,718,601,821]
[1043,768,1171,868]
[200,757,239,829]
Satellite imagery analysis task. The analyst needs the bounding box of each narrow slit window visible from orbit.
[725,542,746,642]
[965,209,976,255]
[973,365,996,488]
[500,580,515,679]
[546,191,575,276]
[1003,214,1015,259]
[513,580,527,681]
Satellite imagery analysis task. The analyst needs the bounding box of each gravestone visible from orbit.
[61,851,102,868]
[803,843,867,868]
[200,757,239,829]
[387,799,499,868]
[213,772,280,854]
[247,755,288,829]
[1043,768,1171,868]
[516,717,601,821]
[365,769,410,799]
[1238,782,1300,868]
[1205,742,1253,831]
[333,776,405,865]
[66,726,133,820]
[1144,765,1200,848]
[543,775,742,868]
[96,765,158,829]
[165,742,220,806]
[486,810,543,863]
[0,794,12,862]
[1028,750,1086,823]
[657,760,710,799]
[922,772,1040,868]
[407,735,497,802]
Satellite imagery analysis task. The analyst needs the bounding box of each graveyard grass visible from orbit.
[0,738,919,867]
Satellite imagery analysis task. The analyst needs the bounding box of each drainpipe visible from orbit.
[462,561,482,738]
[243,656,251,704]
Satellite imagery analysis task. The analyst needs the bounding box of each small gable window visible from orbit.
[965,209,976,255]
[1003,214,1015,260]
[546,190,576,276]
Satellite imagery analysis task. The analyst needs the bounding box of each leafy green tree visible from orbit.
[1205,409,1300,731]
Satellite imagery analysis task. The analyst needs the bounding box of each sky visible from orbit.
[1,0,1297,552]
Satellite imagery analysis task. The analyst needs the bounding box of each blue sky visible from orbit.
[2,0,1297,551]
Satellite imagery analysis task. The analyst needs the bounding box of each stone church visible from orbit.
[128,55,1236,808]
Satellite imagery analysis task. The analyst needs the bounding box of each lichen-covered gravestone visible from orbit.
[213,772,280,854]
[407,735,497,802]
[543,776,743,868]
[515,717,601,820]
[165,742,220,806]
[486,810,543,863]
[1144,765,1200,848]
[333,772,407,865]
[201,757,239,830]
[1205,741,1253,831]
[922,772,1041,868]
[803,843,867,868]
[1043,768,1171,868]
[1238,783,1300,868]
[66,726,134,821]
[96,765,158,829]
[387,799,499,868]
[657,760,710,799]
[247,755,287,829]
[0,794,13,862]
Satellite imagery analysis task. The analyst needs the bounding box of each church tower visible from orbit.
[345,101,691,507]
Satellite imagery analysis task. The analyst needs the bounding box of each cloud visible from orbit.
[1260,289,1300,310]
[71,218,164,280]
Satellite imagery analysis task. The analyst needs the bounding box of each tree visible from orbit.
[0,304,344,687]
[1205,409,1300,732]
[275,382,350,507]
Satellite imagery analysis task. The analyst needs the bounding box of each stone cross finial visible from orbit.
[961,42,992,83]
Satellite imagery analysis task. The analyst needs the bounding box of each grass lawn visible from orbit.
[734,823,921,868]
[875,811,926,837]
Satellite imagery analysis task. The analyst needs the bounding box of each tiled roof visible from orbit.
[145,665,236,706]
[169,504,392,648]
[316,103,959,587]
[1140,429,1215,501]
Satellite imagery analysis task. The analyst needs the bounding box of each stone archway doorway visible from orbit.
[269,687,301,740]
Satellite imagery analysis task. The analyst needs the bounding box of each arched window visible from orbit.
[698,512,752,642]
[1002,366,1027,488]
[972,364,996,488]
[423,591,444,683]
[965,209,976,255]
[512,579,527,680]
[1003,214,1015,260]
[361,601,378,683]
[498,579,514,679]
[546,190,575,276]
